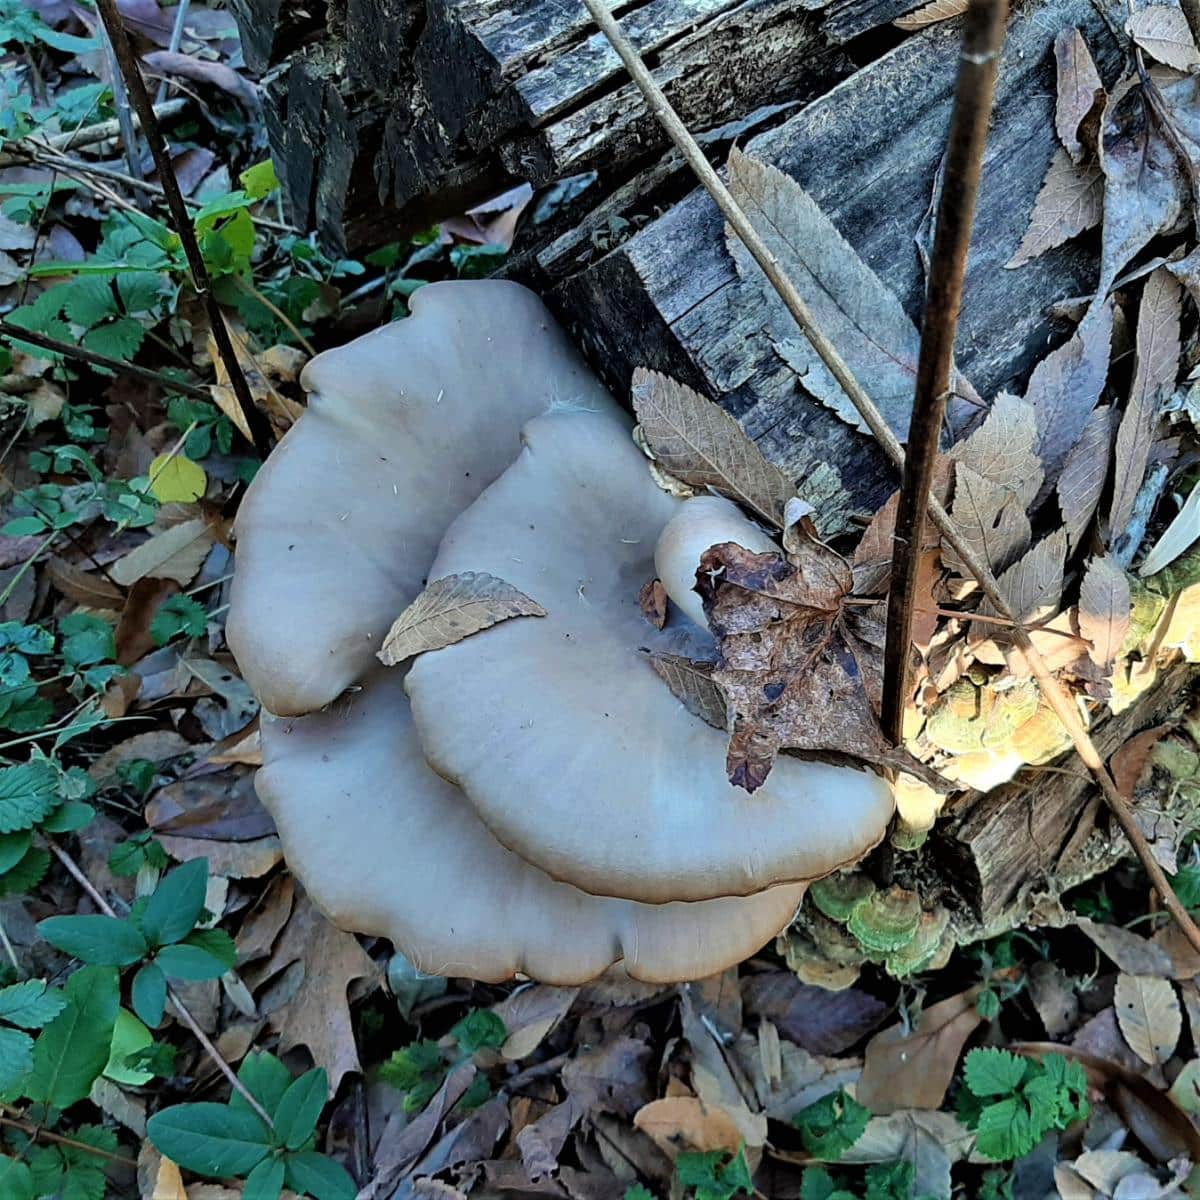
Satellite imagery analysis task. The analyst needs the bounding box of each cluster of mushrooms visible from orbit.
[228,280,896,985]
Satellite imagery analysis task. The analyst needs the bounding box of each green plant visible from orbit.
[675,1147,753,1200]
[792,1089,871,1160]
[799,1161,938,1200]
[956,1049,1089,1161]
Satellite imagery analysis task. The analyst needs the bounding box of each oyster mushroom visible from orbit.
[406,401,895,904]
[229,281,820,982]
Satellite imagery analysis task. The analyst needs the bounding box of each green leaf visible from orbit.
[0,1025,34,1091]
[59,1126,116,1200]
[24,965,119,1107]
[0,1157,33,1200]
[676,1148,754,1200]
[0,831,31,874]
[864,1161,915,1200]
[150,595,208,646]
[0,761,59,833]
[147,1103,272,1177]
[0,517,45,537]
[799,1168,853,1200]
[183,928,237,971]
[0,846,49,897]
[964,1049,1029,1098]
[450,1008,506,1054]
[38,914,148,966]
[40,801,95,834]
[244,1156,285,1200]
[973,1096,1035,1161]
[58,614,115,669]
[24,1147,62,1199]
[233,1052,293,1120]
[81,317,145,363]
[62,278,118,327]
[275,1068,328,1151]
[240,159,280,201]
[0,979,66,1028]
[283,1151,357,1200]
[138,856,208,947]
[625,1189,657,1200]
[792,1090,870,1161]
[156,942,229,980]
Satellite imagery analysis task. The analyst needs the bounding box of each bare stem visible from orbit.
[0,1110,136,1165]
[41,838,276,1129]
[580,0,1200,956]
[90,0,274,460]
[882,0,1009,742]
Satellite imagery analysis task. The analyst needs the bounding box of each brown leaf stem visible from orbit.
[42,837,276,1129]
[0,317,212,400]
[581,0,1200,957]
[90,0,275,460]
[882,0,1010,743]
[0,1110,136,1165]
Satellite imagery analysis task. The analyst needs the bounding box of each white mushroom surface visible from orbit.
[228,280,606,716]
[258,667,806,984]
[405,403,895,905]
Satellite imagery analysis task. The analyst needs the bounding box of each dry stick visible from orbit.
[90,0,275,461]
[42,838,276,1130]
[0,99,189,168]
[580,0,1200,955]
[881,0,1009,743]
[0,318,212,401]
[0,1112,137,1165]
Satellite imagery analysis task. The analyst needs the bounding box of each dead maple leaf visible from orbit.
[260,890,381,1093]
[631,370,794,527]
[377,572,546,665]
[1054,28,1105,163]
[857,988,983,1114]
[695,540,943,791]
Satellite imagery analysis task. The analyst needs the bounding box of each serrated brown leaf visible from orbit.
[1099,79,1188,296]
[640,578,668,629]
[647,652,728,730]
[950,393,1043,506]
[630,369,792,526]
[857,987,983,1114]
[1127,5,1200,70]
[1109,269,1183,547]
[1054,29,1105,162]
[725,147,976,442]
[695,543,943,792]
[1026,301,1113,493]
[1077,555,1132,670]
[943,463,1032,578]
[893,0,967,30]
[377,572,546,666]
[1007,149,1103,268]
[1115,972,1182,1065]
[978,529,1068,632]
[1059,404,1117,551]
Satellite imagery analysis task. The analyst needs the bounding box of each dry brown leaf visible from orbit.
[726,147,974,441]
[1078,555,1132,670]
[110,518,214,588]
[1077,917,1175,977]
[493,985,580,1061]
[633,1096,745,1159]
[696,542,942,790]
[944,462,1032,578]
[208,324,305,443]
[116,577,179,666]
[1114,973,1182,1065]
[44,557,124,609]
[1007,149,1103,268]
[950,392,1043,506]
[137,1143,188,1200]
[1109,269,1183,547]
[856,987,983,1114]
[158,834,282,879]
[1127,5,1200,70]
[835,1111,973,1200]
[630,369,793,527]
[639,578,668,630]
[978,529,1068,632]
[261,891,381,1093]
[646,653,727,730]
[1059,404,1117,552]
[1054,28,1105,162]
[894,0,967,30]
[236,872,295,965]
[1028,962,1080,1037]
[1026,302,1113,492]
[1111,724,1172,799]
[378,572,546,666]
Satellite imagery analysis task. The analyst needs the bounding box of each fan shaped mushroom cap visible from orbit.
[405,404,895,904]
[257,667,807,983]
[655,496,780,628]
[228,280,608,716]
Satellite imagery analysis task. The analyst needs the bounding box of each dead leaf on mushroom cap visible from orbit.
[695,541,946,792]
[378,571,546,666]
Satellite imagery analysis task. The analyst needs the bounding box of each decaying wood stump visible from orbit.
[232,0,1198,937]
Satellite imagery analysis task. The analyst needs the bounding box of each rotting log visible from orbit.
[239,0,1195,937]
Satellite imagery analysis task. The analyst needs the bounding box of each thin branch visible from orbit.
[0,1111,137,1165]
[98,23,143,185]
[155,0,192,106]
[0,99,188,168]
[42,837,276,1130]
[0,318,212,400]
[90,0,275,460]
[580,0,1200,956]
[882,0,1009,742]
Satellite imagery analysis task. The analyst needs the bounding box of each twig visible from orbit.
[0,1111,137,1165]
[0,319,212,400]
[90,0,275,460]
[0,99,188,168]
[41,837,276,1130]
[234,277,317,356]
[581,0,1200,956]
[99,24,143,185]
[155,0,192,105]
[882,0,1010,742]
